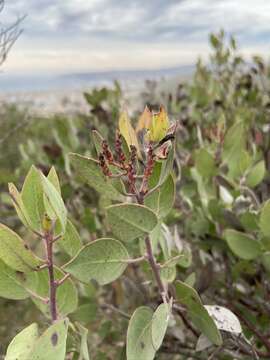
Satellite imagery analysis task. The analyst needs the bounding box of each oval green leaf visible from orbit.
[145,174,175,218]
[64,238,129,285]
[0,259,29,300]
[106,204,158,242]
[69,153,122,201]
[56,219,82,258]
[151,303,170,350]
[246,160,265,188]
[21,165,45,232]
[0,224,41,272]
[30,319,69,360]
[6,323,39,360]
[127,306,155,360]
[223,229,261,260]
[175,281,222,345]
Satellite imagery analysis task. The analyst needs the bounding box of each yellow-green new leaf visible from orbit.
[119,110,141,156]
[64,238,129,285]
[106,204,158,242]
[147,106,169,142]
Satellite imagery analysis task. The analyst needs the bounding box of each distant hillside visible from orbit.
[0,65,194,93]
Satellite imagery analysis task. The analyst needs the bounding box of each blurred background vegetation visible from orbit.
[2,31,270,359]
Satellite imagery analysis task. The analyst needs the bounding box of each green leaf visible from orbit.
[21,165,45,232]
[40,172,67,231]
[178,247,192,268]
[92,129,104,155]
[106,204,158,242]
[175,281,222,345]
[159,145,175,186]
[44,168,62,221]
[30,319,69,360]
[27,268,78,318]
[195,148,216,178]
[0,259,29,300]
[119,110,141,155]
[160,265,176,283]
[69,153,121,201]
[6,323,39,360]
[76,323,90,360]
[70,303,97,325]
[223,229,261,260]
[64,238,129,285]
[145,174,175,218]
[127,304,170,360]
[246,160,265,188]
[260,200,270,237]
[151,303,170,350]
[0,224,41,272]
[57,219,82,258]
[222,121,246,175]
[47,166,61,194]
[127,306,155,360]
[8,182,33,230]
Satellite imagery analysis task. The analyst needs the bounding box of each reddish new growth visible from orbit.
[127,145,137,193]
[115,131,126,165]
[99,153,112,177]
[98,131,155,199]
[102,140,114,163]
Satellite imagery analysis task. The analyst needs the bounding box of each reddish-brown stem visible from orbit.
[137,192,168,302]
[145,235,168,302]
[44,228,58,322]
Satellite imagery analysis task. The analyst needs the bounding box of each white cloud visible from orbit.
[2,0,270,73]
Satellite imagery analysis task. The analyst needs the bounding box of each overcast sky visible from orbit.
[2,0,270,74]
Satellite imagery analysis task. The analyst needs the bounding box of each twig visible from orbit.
[56,273,71,287]
[52,234,63,243]
[26,288,49,304]
[43,226,58,322]
[101,303,130,319]
[122,256,146,264]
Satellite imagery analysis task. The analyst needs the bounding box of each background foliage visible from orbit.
[1,31,270,359]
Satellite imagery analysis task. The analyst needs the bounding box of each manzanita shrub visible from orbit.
[1,102,253,360]
[2,32,270,359]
